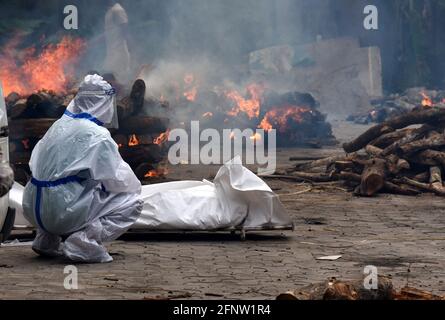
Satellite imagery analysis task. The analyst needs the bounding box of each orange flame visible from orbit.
[421,92,433,107]
[144,167,169,178]
[259,106,312,133]
[128,134,140,146]
[183,73,198,102]
[0,36,86,96]
[226,83,264,119]
[202,112,213,118]
[154,129,170,145]
[184,86,197,102]
[250,133,262,141]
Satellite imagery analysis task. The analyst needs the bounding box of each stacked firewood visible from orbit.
[6,79,170,183]
[277,107,445,197]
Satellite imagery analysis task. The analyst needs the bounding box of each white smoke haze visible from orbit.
[123,0,303,93]
[138,57,240,100]
[0,0,395,118]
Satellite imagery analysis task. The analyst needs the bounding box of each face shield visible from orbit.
[71,87,119,129]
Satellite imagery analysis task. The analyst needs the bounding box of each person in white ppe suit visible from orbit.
[22,74,143,263]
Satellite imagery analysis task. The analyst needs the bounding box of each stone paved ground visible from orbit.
[0,121,444,299]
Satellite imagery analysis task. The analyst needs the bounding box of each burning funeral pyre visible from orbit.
[6,78,170,184]
[144,71,336,148]
[1,36,171,183]
[1,35,338,184]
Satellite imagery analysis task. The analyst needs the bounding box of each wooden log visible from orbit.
[62,94,75,107]
[343,108,445,153]
[117,96,133,120]
[294,155,347,171]
[360,158,386,196]
[8,98,27,119]
[398,177,445,196]
[289,156,325,161]
[113,133,160,146]
[10,91,65,119]
[364,144,384,157]
[394,158,411,172]
[369,128,414,148]
[130,79,146,116]
[393,287,445,300]
[410,149,445,168]
[261,173,332,183]
[365,145,409,174]
[5,92,20,106]
[276,276,394,300]
[333,161,356,172]
[430,166,442,184]
[399,134,445,155]
[290,172,333,182]
[344,125,394,153]
[429,166,444,193]
[332,171,418,195]
[134,134,157,145]
[118,144,164,167]
[9,118,56,139]
[111,134,128,146]
[271,171,363,185]
[133,163,153,180]
[118,116,169,135]
[117,79,146,121]
[380,124,432,156]
[332,171,361,182]
[412,171,430,183]
[382,181,420,196]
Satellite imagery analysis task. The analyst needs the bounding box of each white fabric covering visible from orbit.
[134,157,292,231]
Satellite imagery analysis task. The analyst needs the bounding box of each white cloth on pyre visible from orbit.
[133,156,293,231]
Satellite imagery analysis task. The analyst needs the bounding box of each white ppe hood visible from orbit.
[66,74,119,128]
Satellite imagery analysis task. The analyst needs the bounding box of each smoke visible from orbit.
[4,0,432,117]
[118,0,307,108]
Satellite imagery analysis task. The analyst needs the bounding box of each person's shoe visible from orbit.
[32,244,64,258]
[62,230,113,263]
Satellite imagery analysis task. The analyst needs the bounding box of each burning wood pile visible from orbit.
[258,91,336,147]
[6,79,170,184]
[274,106,445,197]
[347,88,445,124]
[165,75,336,147]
